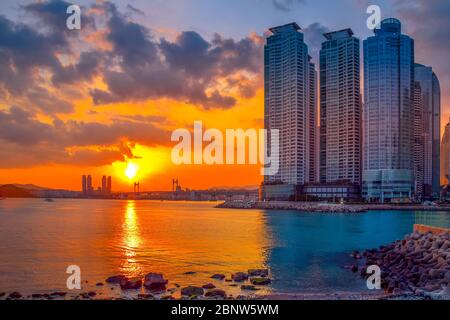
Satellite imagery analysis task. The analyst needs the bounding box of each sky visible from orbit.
[0,0,449,192]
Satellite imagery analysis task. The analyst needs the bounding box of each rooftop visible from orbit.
[323,28,354,40]
[269,22,301,34]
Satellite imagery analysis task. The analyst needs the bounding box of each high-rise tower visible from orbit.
[264,23,317,189]
[362,18,415,203]
[414,63,441,199]
[319,29,361,186]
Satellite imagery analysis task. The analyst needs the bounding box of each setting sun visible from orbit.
[125,163,139,180]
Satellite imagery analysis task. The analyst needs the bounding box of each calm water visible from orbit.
[0,199,449,298]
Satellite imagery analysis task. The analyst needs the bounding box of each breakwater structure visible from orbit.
[216,200,450,213]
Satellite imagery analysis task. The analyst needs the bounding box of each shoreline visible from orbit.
[216,200,450,213]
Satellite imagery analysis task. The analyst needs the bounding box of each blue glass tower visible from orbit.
[362,18,415,202]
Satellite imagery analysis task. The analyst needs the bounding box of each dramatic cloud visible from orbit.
[90,2,263,109]
[0,106,170,168]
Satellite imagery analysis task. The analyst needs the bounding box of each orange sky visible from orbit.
[0,1,449,193]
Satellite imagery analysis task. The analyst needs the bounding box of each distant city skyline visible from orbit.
[0,0,449,192]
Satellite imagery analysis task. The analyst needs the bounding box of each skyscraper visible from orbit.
[82,175,87,195]
[362,18,415,203]
[87,175,93,195]
[413,82,424,200]
[102,176,107,194]
[263,23,316,190]
[319,29,361,186]
[440,120,450,187]
[107,176,112,194]
[414,63,441,199]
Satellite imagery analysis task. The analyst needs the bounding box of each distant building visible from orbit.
[441,120,450,187]
[413,82,425,201]
[362,18,415,203]
[262,22,317,200]
[82,175,87,195]
[107,176,112,194]
[319,28,361,186]
[300,183,361,202]
[87,175,93,195]
[102,176,107,194]
[414,63,441,199]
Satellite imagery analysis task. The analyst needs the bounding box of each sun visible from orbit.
[125,162,138,180]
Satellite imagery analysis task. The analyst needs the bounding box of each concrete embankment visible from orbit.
[217,200,450,213]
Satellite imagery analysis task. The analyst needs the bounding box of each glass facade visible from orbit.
[362,18,415,202]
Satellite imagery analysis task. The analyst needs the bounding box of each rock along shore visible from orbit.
[350,231,450,300]
[217,200,450,213]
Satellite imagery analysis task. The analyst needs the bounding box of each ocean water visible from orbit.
[0,198,449,298]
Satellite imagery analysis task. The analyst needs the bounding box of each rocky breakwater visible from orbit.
[217,201,365,213]
[353,231,450,299]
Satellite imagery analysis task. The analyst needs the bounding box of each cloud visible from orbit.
[302,22,330,64]
[0,106,170,168]
[90,2,262,109]
[393,0,450,123]
[272,0,305,12]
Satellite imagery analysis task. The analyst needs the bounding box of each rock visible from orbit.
[351,265,358,273]
[423,284,441,292]
[144,273,168,290]
[211,274,226,280]
[248,269,269,277]
[161,295,175,300]
[184,271,196,275]
[120,277,142,290]
[8,292,22,299]
[232,272,248,282]
[137,293,153,300]
[106,275,127,284]
[87,291,97,297]
[241,285,259,291]
[50,292,67,297]
[392,288,403,295]
[205,289,226,298]
[202,283,216,289]
[181,286,204,296]
[96,282,104,286]
[251,277,271,286]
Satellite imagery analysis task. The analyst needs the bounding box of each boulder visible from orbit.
[202,283,216,289]
[211,274,226,280]
[241,285,259,291]
[251,277,271,286]
[205,289,226,298]
[137,293,154,300]
[248,269,269,277]
[106,275,127,284]
[8,292,22,299]
[181,286,204,296]
[232,272,248,282]
[144,273,168,290]
[50,292,67,297]
[120,277,142,290]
